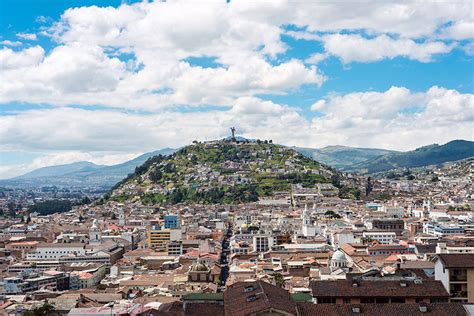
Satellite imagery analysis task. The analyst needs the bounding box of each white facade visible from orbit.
[332,231,356,247]
[436,243,474,254]
[27,244,86,260]
[301,205,317,237]
[380,206,404,218]
[252,235,274,253]
[362,231,396,244]
[434,259,450,296]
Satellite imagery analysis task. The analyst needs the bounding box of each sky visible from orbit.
[0,0,473,179]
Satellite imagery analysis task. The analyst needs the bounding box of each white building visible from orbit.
[26,243,86,260]
[362,231,396,244]
[380,205,405,218]
[89,219,102,245]
[301,205,317,237]
[252,235,274,253]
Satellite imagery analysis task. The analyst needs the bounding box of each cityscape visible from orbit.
[1,1,474,316]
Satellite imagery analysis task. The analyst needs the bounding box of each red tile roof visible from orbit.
[310,280,448,298]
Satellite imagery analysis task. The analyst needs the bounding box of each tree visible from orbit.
[271,272,286,288]
[365,177,373,196]
[331,174,341,188]
[324,210,341,219]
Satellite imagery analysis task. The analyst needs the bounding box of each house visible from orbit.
[434,254,474,303]
[224,281,297,316]
[309,279,449,304]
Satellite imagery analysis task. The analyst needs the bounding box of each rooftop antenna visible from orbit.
[230,127,236,142]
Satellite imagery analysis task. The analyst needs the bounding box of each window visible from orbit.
[360,298,375,303]
[343,298,351,304]
[374,297,388,303]
[391,297,405,303]
[319,298,336,304]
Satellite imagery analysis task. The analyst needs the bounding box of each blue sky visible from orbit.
[0,0,473,178]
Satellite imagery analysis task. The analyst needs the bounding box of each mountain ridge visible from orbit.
[348,139,474,174]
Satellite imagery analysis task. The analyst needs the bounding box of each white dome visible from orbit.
[332,249,346,262]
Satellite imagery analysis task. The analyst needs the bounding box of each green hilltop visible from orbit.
[108,139,342,205]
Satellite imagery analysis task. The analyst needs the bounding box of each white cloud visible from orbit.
[1,86,472,161]
[310,100,326,111]
[305,53,328,65]
[0,46,44,69]
[0,1,470,109]
[0,40,22,47]
[442,20,474,40]
[16,33,37,41]
[311,86,474,150]
[322,34,455,63]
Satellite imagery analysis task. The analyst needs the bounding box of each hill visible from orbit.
[108,140,343,205]
[348,140,474,174]
[0,148,176,189]
[295,146,396,170]
[14,161,104,179]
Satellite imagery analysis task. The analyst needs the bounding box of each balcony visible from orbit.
[450,291,468,299]
[450,275,467,282]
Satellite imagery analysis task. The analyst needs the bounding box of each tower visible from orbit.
[89,219,101,245]
[302,204,316,237]
[230,127,236,142]
[118,207,125,226]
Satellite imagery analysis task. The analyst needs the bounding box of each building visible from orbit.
[224,281,297,316]
[436,242,474,254]
[301,205,317,237]
[362,231,396,245]
[368,244,409,256]
[252,235,274,253]
[424,223,465,237]
[4,271,70,294]
[380,206,404,218]
[310,279,449,304]
[26,243,86,260]
[372,219,405,235]
[89,219,102,245]
[434,254,474,302]
[316,183,339,197]
[147,225,182,250]
[164,214,179,229]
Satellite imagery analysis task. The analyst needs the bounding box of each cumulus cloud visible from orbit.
[0,1,471,109]
[0,46,44,69]
[16,33,37,41]
[442,20,474,40]
[1,86,472,162]
[322,34,455,63]
[311,86,474,149]
[0,40,22,47]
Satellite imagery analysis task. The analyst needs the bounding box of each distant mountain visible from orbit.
[0,148,177,189]
[348,140,474,174]
[14,161,104,179]
[295,146,396,170]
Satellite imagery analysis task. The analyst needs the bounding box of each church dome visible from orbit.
[190,261,209,272]
[332,249,346,262]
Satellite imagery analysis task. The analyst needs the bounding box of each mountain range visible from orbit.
[346,140,474,174]
[0,148,176,189]
[1,139,472,189]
